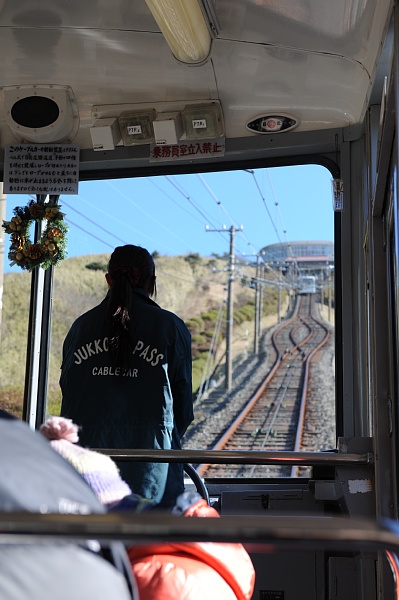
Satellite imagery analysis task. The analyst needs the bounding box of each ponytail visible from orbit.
[105,245,156,370]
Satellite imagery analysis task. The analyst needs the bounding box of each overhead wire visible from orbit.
[65,194,176,252]
[61,199,128,246]
[265,171,289,242]
[65,217,115,250]
[63,169,289,278]
[28,193,118,252]
[244,169,282,245]
[164,175,220,228]
[196,296,226,401]
[148,178,206,225]
[196,173,261,260]
[105,180,190,252]
[197,173,235,223]
[242,168,295,278]
[262,169,299,274]
[67,172,270,265]
[61,195,228,287]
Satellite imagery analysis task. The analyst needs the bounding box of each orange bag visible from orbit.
[128,500,255,600]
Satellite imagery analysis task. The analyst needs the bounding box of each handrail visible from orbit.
[1,513,397,594]
[96,448,373,467]
[0,512,397,552]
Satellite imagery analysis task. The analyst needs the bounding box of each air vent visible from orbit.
[2,84,79,143]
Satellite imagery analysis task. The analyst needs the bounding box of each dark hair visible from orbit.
[106,245,156,370]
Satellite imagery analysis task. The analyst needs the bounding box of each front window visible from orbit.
[0,164,335,478]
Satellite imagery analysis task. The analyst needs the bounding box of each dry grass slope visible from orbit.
[0,252,265,416]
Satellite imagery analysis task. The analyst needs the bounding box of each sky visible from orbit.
[2,164,334,273]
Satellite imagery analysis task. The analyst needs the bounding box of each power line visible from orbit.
[62,199,128,246]
[105,180,189,251]
[148,178,205,225]
[265,170,289,243]
[244,169,282,244]
[260,170,298,274]
[66,194,174,252]
[64,215,226,286]
[65,217,115,250]
[196,173,260,259]
[156,268,202,285]
[197,173,234,222]
[165,176,224,234]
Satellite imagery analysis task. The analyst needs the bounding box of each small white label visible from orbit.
[348,479,373,494]
[192,119,207,129]
[93,144,104,150]
[127,125,142,135]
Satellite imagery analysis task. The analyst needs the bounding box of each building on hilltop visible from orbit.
[260,241,334,278]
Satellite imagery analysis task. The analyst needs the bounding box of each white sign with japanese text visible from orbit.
[4,144,80,194]
[149,138,225,162]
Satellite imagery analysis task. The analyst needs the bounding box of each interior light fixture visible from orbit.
[145,0,212,64]
[118,110,156,146]
[182,102,224,139]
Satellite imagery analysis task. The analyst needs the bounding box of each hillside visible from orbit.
[1,252,281,416]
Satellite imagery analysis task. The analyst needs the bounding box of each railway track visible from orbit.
[185,295,331,478]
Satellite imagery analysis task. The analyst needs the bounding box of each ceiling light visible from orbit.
[145,0,212,64]
[182,102,224,139]
[118,110,156,146]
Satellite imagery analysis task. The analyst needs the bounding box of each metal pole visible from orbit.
[277,269,281,323]
[259,264,264,337]
[23,217,45,427]
[0,182,6,342]
[23,194,58,428]
[254,254,260,353]
[226,226,235,390]
[205,224,242,390]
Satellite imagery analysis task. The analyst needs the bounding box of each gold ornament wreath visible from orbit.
[2,199,68,271]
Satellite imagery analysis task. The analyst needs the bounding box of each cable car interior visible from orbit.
[1,1,399,598]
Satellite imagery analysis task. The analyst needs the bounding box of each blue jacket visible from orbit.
[60,288,193,507]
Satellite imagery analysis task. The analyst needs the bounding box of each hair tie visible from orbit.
[111,266,140,287]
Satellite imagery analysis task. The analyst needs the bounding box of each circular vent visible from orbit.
[11,96,60,129]
[2,85,79,143]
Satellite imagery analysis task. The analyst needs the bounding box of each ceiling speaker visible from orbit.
[2,84,79,143]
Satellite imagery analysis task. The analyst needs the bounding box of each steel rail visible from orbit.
[193,302,300,476]
[195,295,331,477]
[290,299,332,476]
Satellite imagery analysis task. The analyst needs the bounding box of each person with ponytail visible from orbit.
[60,245,194,507]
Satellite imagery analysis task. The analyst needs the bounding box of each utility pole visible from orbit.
[259,263,264,337]
[206,224,242,390]
[254,254,261,353]
[226,226,236,390]
[277,268,282,323]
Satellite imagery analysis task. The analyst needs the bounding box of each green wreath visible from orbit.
[2,199,68,271]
